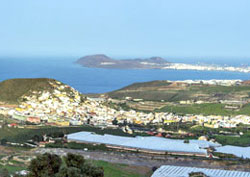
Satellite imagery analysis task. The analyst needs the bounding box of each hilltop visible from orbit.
[76,54,170,69]
[0,78,83,104]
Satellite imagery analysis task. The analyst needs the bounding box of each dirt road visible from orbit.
[33,148,250,172]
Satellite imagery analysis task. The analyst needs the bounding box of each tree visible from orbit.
[123,119,128,126]
[28,153,62,177]
[189,172,209,177]
[62,153,104,177]
[28,153,104,177]
[112,118,118,125]
[56,167,82,177]
[0,139,7,145]
[161,132,167,137]
[64,153,85,169]
[84,166,104,177]
[152,166,158,172]
[49,132,64,138]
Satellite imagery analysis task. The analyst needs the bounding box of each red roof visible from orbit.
[9,123,17,126]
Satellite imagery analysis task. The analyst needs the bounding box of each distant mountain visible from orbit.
[76,54,170,69]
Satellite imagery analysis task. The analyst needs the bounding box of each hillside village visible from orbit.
[0,79,250,133]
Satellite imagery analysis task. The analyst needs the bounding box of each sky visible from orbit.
[0,0,250,59]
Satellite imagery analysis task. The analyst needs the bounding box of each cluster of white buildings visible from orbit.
[175,79,242,86]
[1,97,250,129]
[164,63,250,73]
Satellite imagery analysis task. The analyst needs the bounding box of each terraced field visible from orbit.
[106,80,250,102]
[104,80,250,115]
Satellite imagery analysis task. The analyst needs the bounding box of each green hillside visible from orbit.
[107,80,250,102]
[119,80,172,90]
[0,78,62,104]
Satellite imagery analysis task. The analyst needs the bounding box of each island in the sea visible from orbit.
[76,54,170,69]
[76,54,250,73]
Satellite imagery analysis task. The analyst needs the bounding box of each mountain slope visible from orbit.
[106,80,250,102]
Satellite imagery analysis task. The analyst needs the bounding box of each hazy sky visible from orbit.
[0,0,250,59]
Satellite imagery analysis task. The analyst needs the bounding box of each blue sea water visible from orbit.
[0,57,249,94]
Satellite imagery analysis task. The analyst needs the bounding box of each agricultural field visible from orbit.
[156,103,250,116]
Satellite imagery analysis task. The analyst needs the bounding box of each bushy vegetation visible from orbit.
[27,153,104,177]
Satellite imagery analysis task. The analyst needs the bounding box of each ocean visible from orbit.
[0,57,249,94]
